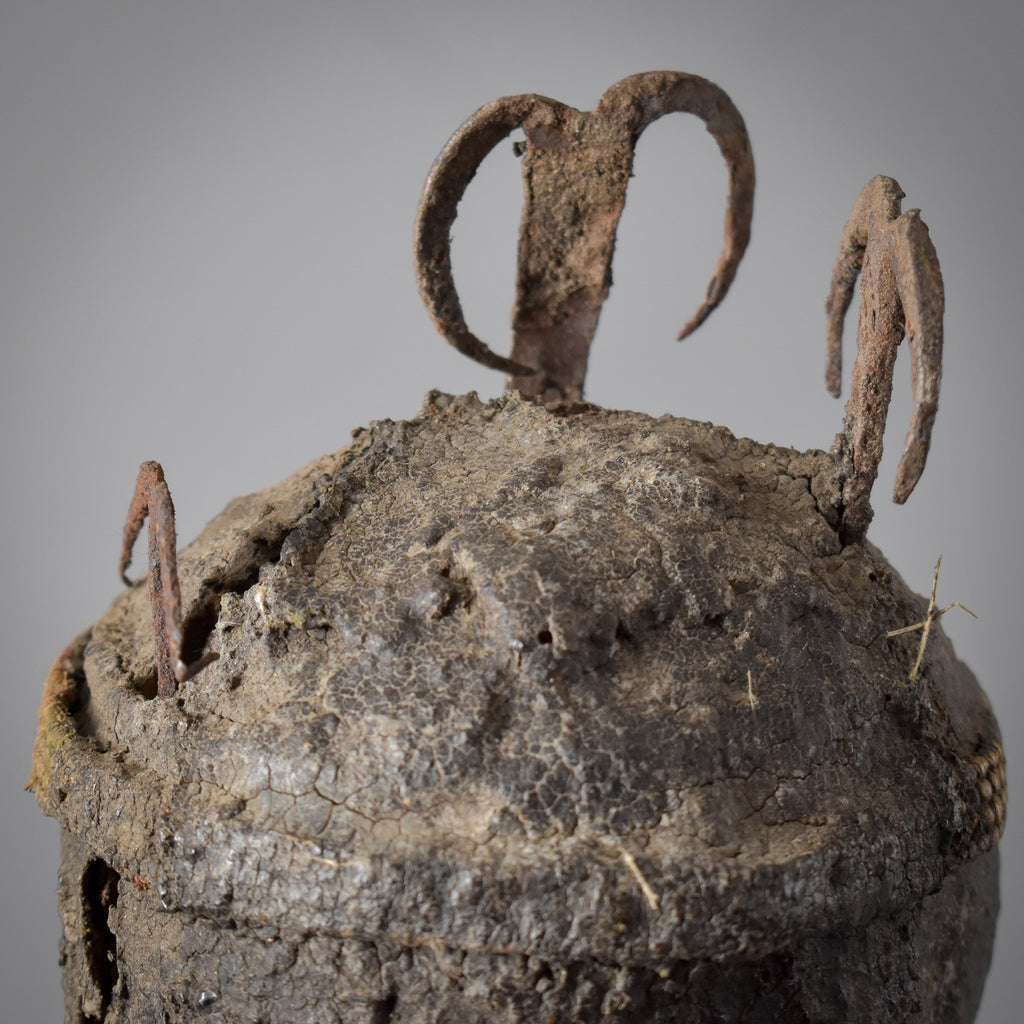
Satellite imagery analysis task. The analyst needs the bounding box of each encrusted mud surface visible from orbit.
[33,392,1005,1022]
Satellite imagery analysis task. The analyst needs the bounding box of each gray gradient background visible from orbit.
[2,1,1020,1020]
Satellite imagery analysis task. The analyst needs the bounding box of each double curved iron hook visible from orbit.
[825,175,944,543]
[414,71,755,403]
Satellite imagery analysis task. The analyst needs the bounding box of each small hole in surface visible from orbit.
[181,595,222,667]
[132,671,158,701]
[537,629,553,645]
[82,857,120,1019]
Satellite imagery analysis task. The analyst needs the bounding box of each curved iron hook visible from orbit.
[414,71,755,402]
[595,71,754,340]
[413,94,539,379]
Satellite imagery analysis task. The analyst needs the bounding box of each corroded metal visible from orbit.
[825,174,944,543]
[415,71,755,403]
[119,461,218,696]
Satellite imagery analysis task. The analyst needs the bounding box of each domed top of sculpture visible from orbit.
[33,390,1003,966]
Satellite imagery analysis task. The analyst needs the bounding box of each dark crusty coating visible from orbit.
[32,391,1004,1022]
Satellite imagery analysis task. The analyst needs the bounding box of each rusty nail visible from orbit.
[825,174,944,543]
[120,461,219,697]
[414,71,755,404]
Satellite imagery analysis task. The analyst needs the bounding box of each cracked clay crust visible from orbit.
[33,391,1003,977]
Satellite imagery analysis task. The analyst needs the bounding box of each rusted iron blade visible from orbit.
[415,71,755,403]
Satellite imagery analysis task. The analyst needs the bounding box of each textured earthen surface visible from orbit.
[33,392,1005,1022]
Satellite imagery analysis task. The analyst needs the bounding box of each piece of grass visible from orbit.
[887,556,977,680]
[620,849,659,910]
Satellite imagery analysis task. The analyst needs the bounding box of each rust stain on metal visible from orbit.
[414,71,755,404]
[120,461,218,697]
[825,174,944,543]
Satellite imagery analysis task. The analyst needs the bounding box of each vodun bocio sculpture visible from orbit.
[31,72,1003,1023]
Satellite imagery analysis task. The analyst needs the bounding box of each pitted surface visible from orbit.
[33,391,1004,1019]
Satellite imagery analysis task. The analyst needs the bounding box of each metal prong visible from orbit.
[414,72,754,403]
[121,461,219,696]
[825,175,944,543]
